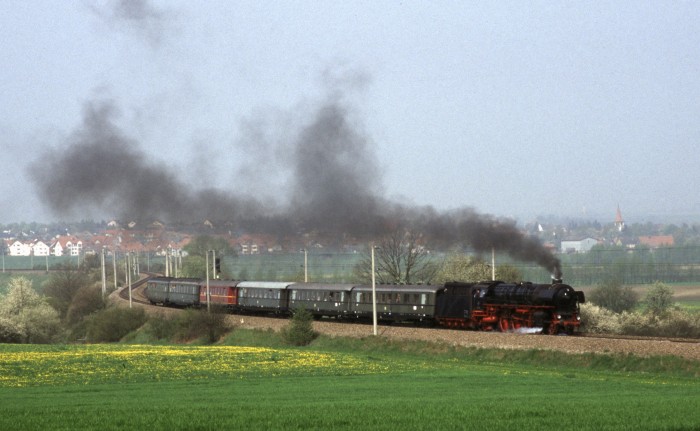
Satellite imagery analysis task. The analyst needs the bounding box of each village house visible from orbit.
[560,237,599,254]
[638,235,675,248]
[51,236,83,256]
[31,240,51,257]
[7,240,32,256]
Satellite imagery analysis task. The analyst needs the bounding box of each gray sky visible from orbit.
[2,1,699,224]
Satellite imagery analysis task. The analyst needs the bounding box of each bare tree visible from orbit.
[353,229,439,284]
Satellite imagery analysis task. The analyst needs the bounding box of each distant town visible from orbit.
[2,206,698,259]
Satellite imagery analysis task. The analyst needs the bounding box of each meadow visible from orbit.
[1,335,698,430]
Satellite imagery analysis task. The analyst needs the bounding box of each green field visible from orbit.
[1,336,698,430]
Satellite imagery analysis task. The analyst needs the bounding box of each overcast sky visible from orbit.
[2,1,699,225]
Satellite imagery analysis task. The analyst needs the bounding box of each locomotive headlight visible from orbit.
[577,316,581,321]
[556,314,562,320]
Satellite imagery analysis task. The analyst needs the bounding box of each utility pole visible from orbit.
[371,245,378,336]
[491,247,496,281]
[205,250,211,313]
[127,252,132,308]
[113,250,118,292]
[101,248,107,298]
[302,248,308,282]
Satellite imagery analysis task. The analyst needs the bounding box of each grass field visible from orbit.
[1,335,698,430]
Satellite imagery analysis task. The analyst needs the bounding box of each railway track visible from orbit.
[117,274,152,305]
[113,275,698,359]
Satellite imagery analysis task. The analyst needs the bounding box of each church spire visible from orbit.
[614,205,625,232]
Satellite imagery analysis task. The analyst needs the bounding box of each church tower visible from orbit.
[614,205,625,232]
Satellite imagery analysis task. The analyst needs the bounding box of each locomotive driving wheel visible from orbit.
[498,317,511,332]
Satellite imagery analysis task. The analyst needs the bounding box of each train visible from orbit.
[145,277,585,334]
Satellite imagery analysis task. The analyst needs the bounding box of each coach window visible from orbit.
[421,294,427,305]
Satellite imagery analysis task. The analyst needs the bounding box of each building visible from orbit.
[51,236,83,256]
[560,237,599,253]
[8,240,31,256]
[638,235,674,248]
[31,240,51,257]
[614,205,625,232]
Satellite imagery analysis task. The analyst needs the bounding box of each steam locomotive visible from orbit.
[145,277,585,334]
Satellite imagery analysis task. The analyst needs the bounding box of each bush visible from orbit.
[144,312,179,341]
[173,307,231,344]
[85,306,147,342]
[280,307,318,346]
[42,270,92,320]
[588,279,638,313]
[66,285,106,325]
[0,277,61,343]
[619,311,658,337]
[655,309,700,338]
[579,303,621,334]
[644,282,674,316]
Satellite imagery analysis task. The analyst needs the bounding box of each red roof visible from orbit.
[638,235,674,248]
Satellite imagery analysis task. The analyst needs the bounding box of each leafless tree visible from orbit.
[353,229,439,284]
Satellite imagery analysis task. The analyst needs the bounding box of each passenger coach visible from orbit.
[288,283,354,318]
[350,285,440,322]
[236,281,294,314]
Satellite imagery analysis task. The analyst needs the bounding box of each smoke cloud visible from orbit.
[28,93,561,278]
[87,0,173,47]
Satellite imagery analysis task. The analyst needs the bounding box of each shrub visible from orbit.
[280,307,318,346]
[579,303,621,334]
[173,307,231,344]
[644,282,674,316]
[655,309,700,338]
[66,285,106,325]
[0,277,61,343]
[619,311,658,337]
[85,306,147,342]
[42,270,92,320]
[588,279,638,313]
[144,312,179,341]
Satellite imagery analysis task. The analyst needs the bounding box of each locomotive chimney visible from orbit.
[551,276,563,285]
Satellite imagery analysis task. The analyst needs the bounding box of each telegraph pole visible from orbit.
[113,250,118,292]
[205,250,211,313]
[303,248,308,282]
[101,248,107,298]
[371,245,378,336]
[491,247,496,281]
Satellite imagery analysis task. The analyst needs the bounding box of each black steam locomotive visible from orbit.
[145,277,585,334]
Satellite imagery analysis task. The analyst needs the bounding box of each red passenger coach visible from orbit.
[199,280,239,309]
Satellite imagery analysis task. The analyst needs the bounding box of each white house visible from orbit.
[32,240,50,256]
[8,240,31,256]
[561,237,599,253]
[52,236,83,256]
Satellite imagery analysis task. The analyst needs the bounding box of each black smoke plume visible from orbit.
[28,96,561,278]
